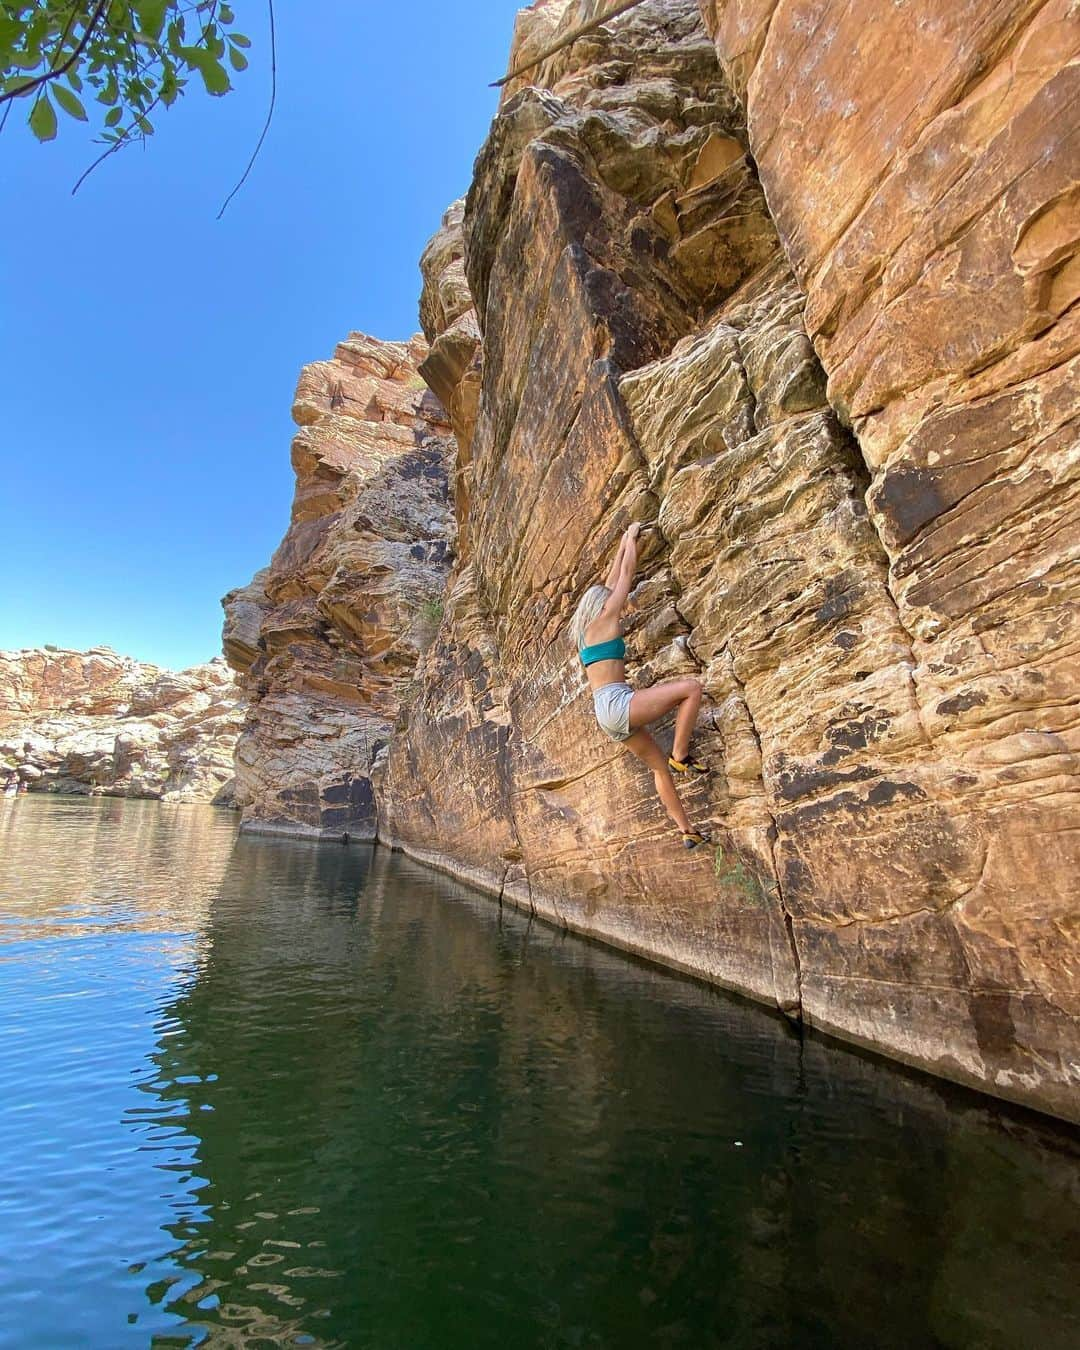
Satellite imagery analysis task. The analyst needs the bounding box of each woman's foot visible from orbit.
[669,751,709,774]
[682,830,710,850]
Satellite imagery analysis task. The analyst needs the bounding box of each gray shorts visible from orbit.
[592,681,634,742]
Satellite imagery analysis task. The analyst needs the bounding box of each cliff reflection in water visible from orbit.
[140,831,1079,1350]
[1,798,1077,1349]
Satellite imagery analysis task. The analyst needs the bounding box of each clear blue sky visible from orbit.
[1,2,519,670]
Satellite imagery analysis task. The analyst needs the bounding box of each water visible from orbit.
[0,797,1077,1350]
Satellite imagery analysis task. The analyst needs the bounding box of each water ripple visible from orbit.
[0,795,1078,1349]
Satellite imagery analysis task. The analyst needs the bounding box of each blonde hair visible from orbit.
[570,585,611,650]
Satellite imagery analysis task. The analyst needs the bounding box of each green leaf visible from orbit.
[219,3,235,23]
[134,0,169,41]
[199,57,230,94]
[104,104,122,126]
[0,16,21,53]
[227,44,247,71]
[52,83,87,121]
[66,69,83,92]
[22,18,45,60]
[2,75,39,99]
[13,49,41,69]
[136,113,154,135]
[28,92,57,142]
[179,46,231,95]
[160,72,185,107]
[229,33,251,48]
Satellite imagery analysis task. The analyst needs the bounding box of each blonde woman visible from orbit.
[572,522,710,849]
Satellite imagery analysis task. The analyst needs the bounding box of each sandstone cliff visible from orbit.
[226,0,1078,1121]
[377,0,1079,1123]
[0,646,244,801]
[221,333,453,840]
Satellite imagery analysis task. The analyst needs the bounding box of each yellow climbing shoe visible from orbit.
[669,754,709,774]
[682,830,710,850]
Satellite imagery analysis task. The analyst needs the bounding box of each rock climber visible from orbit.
[571,521,710,849]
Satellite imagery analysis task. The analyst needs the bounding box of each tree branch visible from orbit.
[1,0,111,106]
[215,0,275,218]
[490,0,648,88]
[70,92,164,196]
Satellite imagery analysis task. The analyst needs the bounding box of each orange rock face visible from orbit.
[230,1,1077,1118]
[374,0,1079,1121]
[0,646,244,801]
[221,334,453,840]
[695,0,1080,1110]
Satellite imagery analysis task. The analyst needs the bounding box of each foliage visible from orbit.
[713,842,776,907]
[414,597,445,657]
[0,2,252,148]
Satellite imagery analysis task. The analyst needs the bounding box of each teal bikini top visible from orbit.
[579,636,626,667]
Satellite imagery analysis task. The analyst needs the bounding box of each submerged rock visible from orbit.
[0,646,244,802]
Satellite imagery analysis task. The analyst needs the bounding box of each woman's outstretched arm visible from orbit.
[604,532,630,589]
[601,523,640,618]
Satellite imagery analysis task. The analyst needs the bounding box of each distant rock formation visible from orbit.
[221,333,453,840]
[0,646,245,801]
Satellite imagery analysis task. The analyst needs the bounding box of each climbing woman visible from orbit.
[571,521,711,849]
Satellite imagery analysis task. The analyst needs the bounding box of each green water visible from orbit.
[0,796,1077,1349]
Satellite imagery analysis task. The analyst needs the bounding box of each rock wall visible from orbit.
[696,0,1080,1104]
[376,0,1080,1122]
[221,333,453,841]
[0,646,244,801]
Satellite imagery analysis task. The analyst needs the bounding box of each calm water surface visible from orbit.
[1,796,1077,1349]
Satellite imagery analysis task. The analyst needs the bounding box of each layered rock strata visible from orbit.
[696,0,1080,1113]
[377,0,1079,1122]
[221,334,453,840]
[0,646,244,801]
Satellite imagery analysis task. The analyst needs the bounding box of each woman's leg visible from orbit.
[624,728,693,834]
[628,679,702,761]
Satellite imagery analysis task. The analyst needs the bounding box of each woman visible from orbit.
[572,521,710,849]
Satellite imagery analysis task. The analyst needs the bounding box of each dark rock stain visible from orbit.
[936,690,988,717]
[774,759,878,802]
[816,573,859,625]
[871,464,948,545]
[866,779,927,807]
[969,991,1018,1063]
